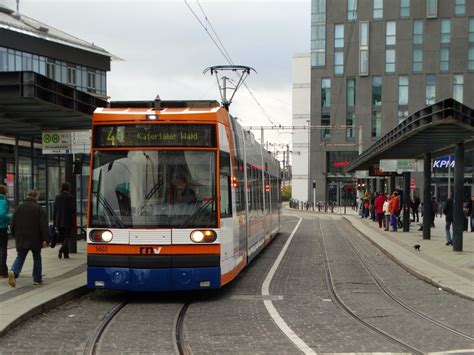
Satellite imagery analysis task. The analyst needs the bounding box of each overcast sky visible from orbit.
[2,0,310,150]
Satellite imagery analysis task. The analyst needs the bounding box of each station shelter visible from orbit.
[345,99,473,251]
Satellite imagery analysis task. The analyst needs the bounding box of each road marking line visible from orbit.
[261,216,316,355]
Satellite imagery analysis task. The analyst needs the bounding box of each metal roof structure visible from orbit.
[0,71,107,138]
[345,98,474,173]
[0,4,120,60]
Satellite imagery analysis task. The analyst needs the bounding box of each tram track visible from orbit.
[83,297,192,355]
[337,218,474,342]
[175,301,191,355]
[83,300,129,355]
[318,217,423,355]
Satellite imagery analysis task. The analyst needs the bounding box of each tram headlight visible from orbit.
[89,230,114,243]
[190,230,217,243]
[146,114,158,120]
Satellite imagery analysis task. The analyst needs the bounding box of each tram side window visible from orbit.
[235,159,245,212]
[265,171,270,211]
[220,152,232,218]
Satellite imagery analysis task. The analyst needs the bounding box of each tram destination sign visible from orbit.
[94,124,216,148]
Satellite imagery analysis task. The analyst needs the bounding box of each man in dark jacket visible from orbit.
[443,197,453,246]
[8,190,48,287]
[54,182,75,259]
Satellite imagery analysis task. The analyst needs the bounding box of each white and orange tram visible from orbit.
[87,99,281,291]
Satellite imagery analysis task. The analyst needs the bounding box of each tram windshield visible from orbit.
[90,150,216,228]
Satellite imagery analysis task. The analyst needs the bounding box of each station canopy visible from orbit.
[345,98,474,173]
[0,71,107,138]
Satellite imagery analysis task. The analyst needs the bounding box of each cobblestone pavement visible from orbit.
[0,212,472,354]
[319,215,474,353]
[270,213,405,353]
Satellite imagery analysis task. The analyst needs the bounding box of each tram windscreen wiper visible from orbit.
[136,178,164,215]
[179,197,215,228]
[96,192,125,228]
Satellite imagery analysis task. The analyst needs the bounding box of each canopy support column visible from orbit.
[453,142,464,252]
[423,152,432,240]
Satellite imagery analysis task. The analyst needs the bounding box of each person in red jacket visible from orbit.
[390,191,400,231]
[374,192,387,228]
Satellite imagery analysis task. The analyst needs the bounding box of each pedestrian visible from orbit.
[431,197,437,228]
[443,197,453,246]
[390,191,400,232]
[8,190,48,287]
[374,192,386,229]
[411,195,420,222]
[0,184,11,278]
[383,194,390,231]
[468,196,473,232]
[54,182,75,259]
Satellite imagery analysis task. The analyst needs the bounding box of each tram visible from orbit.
[86,98,281,291]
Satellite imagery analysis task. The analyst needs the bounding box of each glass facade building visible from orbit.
[309,0,474,203]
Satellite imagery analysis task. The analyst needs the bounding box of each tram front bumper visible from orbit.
[87,266,221,291]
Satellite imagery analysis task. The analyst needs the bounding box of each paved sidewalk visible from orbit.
[287,205,474,300]
[0,241,88,336]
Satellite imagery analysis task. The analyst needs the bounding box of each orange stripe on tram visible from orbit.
[88,244,220,255]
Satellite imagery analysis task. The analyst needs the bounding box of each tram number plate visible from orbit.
[95,245,108,253]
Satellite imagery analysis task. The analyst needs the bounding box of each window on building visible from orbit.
[311,24,326,67]
[372,76,382,106]
[469,46,474,71]
[321,113,331,139]
[87,71,96,90]
[425,74,436,105]
[321,78,331,108]
[400,0,410,18]
[413,20,423,44]
[373,0,383,19]
[0,48,7,71]
[335,24,344,48]
[398,76,409,105]
[334,52,344,75]
[346,78,356,107]
[67,66,76,85]
[413,48,423,72]
[469,18,474,42]
[453,75,463,103]
[427,0,437,18]
[372,112,382,139]
[348,0,357,21]
[386,49,396,73]
[455,0,465,16]
[386,21,396,45]
[440,19,451,43]
[46,61,55,80]
[312,0,326,22]
[359,22,369,75]
[440,48,450,71]
[346,112,356,139]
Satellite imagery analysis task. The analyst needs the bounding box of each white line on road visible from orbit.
[261,215,316,355]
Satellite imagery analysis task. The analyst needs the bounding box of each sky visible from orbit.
[2,0,310,154]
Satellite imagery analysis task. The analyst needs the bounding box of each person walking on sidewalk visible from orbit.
[411,195,420,222]
[0,185,11,278]
[54,182,75,259]
[8,190,48,287]
[443,197,453,246]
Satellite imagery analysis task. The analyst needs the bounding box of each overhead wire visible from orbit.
[184,0,282,126]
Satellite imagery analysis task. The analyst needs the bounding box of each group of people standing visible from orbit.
[358,188,474,245]
[0,182,75,287]
[358,189,437,232]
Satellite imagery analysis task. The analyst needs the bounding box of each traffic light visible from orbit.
[312,181,316,189]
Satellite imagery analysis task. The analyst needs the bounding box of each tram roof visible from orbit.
[344,98,474,173]
[93,100,225,123]
[0,71,107,139]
